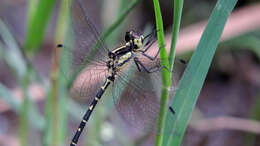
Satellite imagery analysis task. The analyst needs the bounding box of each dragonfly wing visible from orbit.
[111,56,186,136]
[60,0,110,84]
[70,63,109,104]
[61,0,112,103]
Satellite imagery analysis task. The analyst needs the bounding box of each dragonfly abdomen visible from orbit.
[71,76,114,146]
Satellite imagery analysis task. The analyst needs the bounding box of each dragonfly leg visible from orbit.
[142,38,156,53]
[142,28,158,53]
[134,57,162,73]
[134,58,142,72]
[141,43,166,61]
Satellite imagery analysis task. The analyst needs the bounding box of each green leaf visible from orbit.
[163,0,238,145]
[24,0,56,53]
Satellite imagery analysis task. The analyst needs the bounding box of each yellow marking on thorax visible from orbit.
[112,45,126,54]
[116,52,132,72]
[117,52,132,65]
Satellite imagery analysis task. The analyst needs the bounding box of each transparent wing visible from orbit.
[61,0,112,103]
[69,63,109,104]
[71,0,109,56]
[61,0,110,82]
[111,56,186,136]
[112,63,160,136]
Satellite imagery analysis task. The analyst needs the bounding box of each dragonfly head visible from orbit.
[125,31,144,51]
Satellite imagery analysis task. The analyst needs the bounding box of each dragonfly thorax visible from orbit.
[107,47,133,75]
[106,31,146,75]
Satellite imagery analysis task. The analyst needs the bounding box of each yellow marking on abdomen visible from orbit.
[89,105,93,110]
[101,79,111,90]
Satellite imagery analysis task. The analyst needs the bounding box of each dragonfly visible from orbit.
[59,0,185,145]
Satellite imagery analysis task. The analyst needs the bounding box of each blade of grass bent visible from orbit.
[163,0,238,145]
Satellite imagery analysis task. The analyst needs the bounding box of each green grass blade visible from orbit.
[43,0,71,145]
[24,0,56,53]
[168,0,183,70]
[20,75,30,146]
[0,19,26,78]
[152,0,171,146]
[0,19,45,130]
[0,19,46,84]
[163,0,238,145]
[56,0,71,144]
[27,0,38,27]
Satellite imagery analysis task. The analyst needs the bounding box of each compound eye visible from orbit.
[134,44,138,49]
[125,31,130,42]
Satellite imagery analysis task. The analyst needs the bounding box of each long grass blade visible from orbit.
[168,0,183,70]
[163,0,238,145]
[24,0,56,53]
[0,19,26,78]
[0,19,45,130]
[152,0,171,146]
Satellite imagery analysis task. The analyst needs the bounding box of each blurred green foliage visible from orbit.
[24,0,56,53]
